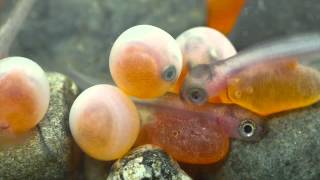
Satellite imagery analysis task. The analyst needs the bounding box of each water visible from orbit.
[2,0,320,179]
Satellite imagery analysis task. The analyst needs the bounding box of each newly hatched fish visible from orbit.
[69,85,140,161]
[218,62,320,115]
[181,33,320,115]
[170,27,236,94]
[135,94,265,164]
[109,25,182,99]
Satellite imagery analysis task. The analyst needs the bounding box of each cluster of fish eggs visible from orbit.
[69,25,268,164]
[0,23,319,168]
[1,25,319,166]
[69,24,320,165]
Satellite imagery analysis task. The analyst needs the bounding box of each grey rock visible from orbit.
[204,102,320,180]
[230,0,320,50]
[0,72,81,179]
[9,0,206,89]
[107,145,192,180]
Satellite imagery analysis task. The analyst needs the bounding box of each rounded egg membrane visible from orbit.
[69,84,140,161]
[0,57,49,135]
[109,25,182,98]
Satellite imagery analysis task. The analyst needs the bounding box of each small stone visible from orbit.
[107,145,192,180]
[0,72,81,179]
[206,102,320,180]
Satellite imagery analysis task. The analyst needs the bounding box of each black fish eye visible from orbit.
[162,65,176,81]
[239,120,256,138]
[187,87,207,104]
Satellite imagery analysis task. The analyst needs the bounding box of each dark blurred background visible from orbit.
[1,0,320,89]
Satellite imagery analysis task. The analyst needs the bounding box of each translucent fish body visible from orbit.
[171,27,236,93]
[218,62,320,115]
[135,94,264,164]
[181,33,320,112]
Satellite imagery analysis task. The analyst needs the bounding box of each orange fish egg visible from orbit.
[69,84,140,161]
[221,62,320,116]
[170,27,236,93]
[0,57,50,135]
[109,25,182,99]
[207,0,246,35]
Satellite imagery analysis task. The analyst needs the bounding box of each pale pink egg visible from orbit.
[69,84,140,161]
[0,56,49,135]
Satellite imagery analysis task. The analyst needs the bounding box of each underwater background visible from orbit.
[4,0,320,89]
[1,0,320,179]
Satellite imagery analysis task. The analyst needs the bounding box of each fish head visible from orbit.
[215,105,266,142]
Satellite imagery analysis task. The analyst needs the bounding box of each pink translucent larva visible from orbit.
[69,84,140,161]
[0,56,50,135]
[135,94,265,164]
[109,25,183,99]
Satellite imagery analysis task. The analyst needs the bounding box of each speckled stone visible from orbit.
[107,145,192,180]
[8,0,206,89]
[203,102,320,180]
[0,72,81,179]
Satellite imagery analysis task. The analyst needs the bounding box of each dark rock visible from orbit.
[83,155,113,180]
[205,102,320,180]
[230,0,320,50]
[107,145,192,180]
[0,72,81,179]
[8,0,206,89]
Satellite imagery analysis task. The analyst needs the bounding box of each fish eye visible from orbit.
[162,65,177,81]
[239,120,256,138]
[186,87,207,104]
